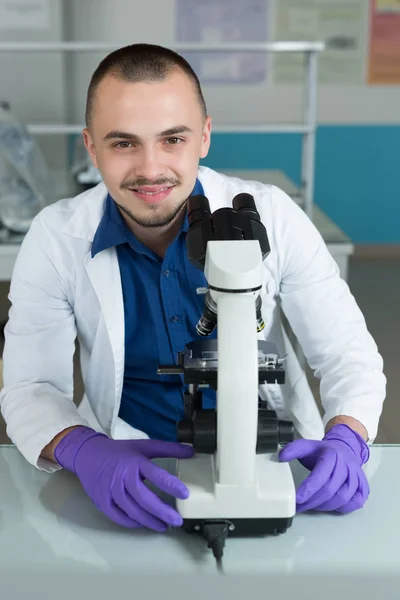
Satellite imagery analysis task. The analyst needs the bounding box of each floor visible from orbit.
[342,258,400,444]
[0,256,398,445]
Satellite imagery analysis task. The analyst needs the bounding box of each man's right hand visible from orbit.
[53,427,195,531]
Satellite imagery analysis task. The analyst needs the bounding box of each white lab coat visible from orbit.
[0,166,386,472]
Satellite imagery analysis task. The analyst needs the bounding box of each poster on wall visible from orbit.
[368,0,400,84]
[272,0,369,84]
[175,0,270,84]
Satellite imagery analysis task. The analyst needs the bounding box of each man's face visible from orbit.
[83,70,211,228]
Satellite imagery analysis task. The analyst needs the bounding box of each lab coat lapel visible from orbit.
[64,182,125,378]
[84,246,125,398]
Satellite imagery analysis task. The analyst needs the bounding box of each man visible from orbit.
[0,44,385,532]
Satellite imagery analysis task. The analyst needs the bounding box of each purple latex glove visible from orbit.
[279,424,370,514]
[54,426,195,532]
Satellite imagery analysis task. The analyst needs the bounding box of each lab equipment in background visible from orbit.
[70,135,102,192]
[158,192,296,572]
[0,103,51,235]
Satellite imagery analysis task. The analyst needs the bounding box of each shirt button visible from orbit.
[171,315,180,323]
[163,269,170,277]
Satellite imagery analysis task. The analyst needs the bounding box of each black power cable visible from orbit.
[202,521,230,574]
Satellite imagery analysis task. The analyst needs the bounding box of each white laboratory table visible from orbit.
[0,445,398,600]
[0,170,353,282]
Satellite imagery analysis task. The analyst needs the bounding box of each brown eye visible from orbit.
[165,137,182,145]
[115,141,133,148]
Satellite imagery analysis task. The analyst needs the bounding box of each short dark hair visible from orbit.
[85,43,207,128]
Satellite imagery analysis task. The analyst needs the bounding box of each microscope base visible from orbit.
[181,516,293,537]
[175,452,296,536]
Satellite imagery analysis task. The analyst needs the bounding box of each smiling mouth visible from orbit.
[127,185,176,204]
[131,186,173,195]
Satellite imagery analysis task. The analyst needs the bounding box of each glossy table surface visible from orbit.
[0,445,398,599]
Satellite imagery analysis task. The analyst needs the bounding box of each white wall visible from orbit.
[1,0,399,180]
[63,0,180,125]
[0,0,67,173]
[64,0,400,127]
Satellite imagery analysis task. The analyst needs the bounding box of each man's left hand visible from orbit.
[279,424,370,514]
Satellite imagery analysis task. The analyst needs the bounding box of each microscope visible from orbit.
[158,192,296,567]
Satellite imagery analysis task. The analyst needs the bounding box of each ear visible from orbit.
[82,128,99,169]
[200,116,212,159]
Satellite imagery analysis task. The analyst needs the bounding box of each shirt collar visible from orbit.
[91,177,204,258]
[181,177,204,234]
[91,192,129,257]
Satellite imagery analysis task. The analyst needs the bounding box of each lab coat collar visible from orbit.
[62,182,109,242]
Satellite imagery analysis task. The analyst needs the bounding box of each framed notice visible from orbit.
[176,0,270,85]
[368,0,400,83]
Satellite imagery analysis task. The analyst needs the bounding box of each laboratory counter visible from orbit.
[0,169,353,282]
[0,445,398,600]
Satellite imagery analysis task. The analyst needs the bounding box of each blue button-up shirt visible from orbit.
[91,180,216,441]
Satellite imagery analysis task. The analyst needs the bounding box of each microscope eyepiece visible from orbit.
[187,194,211,227]
[232,193,260,221]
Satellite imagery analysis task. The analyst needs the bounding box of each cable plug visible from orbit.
[202,520,230,574]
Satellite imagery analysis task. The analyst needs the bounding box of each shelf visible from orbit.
[221,169,352,244]
[2,38,322,220]
[221,169,302,200]
[0,41,325,53]
[26,123,314,135]
[27,125,85,135]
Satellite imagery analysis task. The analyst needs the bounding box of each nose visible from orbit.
[135,145,165,182]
